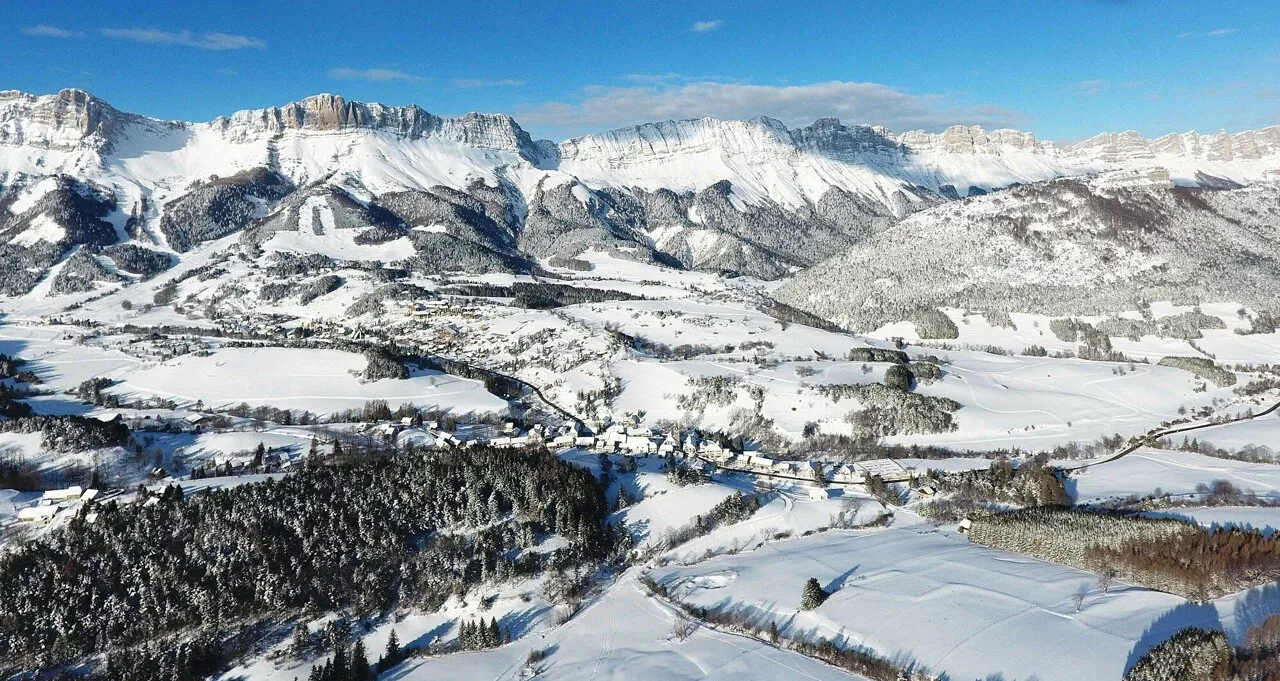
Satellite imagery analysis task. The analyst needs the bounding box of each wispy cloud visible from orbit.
[518,80,1027,136]
[216,67,239,76]
[692,19,724,33]
[100,27,265,50]
[451,78,525,88]
[1067,80,1110,95]
[1177,28,1237,39]
[22,25,84,39]
[328,67,423,82]
[623,73,684,83]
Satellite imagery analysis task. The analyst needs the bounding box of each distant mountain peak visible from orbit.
[214,93,544,159]
[0,88,140,152]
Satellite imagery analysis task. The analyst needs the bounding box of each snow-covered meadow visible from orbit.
[112,346,507,416]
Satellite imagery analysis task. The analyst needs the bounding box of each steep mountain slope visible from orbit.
[0,174,118,296]
[774,173,1280,330]
[2,88,1279,299]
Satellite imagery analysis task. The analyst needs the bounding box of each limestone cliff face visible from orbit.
[0,89,141,152]
[5,88,1277,179]
[215,94,542,157]
[1067,128,1280,163]
[897,125,1050,155]
[555,117,798,164]
[555,117,1055,165]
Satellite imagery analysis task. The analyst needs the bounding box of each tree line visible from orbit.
[968,506,1280,600]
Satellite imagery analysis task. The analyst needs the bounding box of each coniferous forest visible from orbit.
[967,506,1280,600]
[0,446,610,676]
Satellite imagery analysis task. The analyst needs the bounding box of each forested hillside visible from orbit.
[0,446,610,675]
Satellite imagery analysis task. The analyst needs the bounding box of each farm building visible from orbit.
[17,505,59,524]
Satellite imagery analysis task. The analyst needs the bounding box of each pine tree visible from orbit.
[330,644,348,680]
[378,628,400,671]
[350,638,371,681]
[800,578,828,610]
[463,619,478,652]
[384,628,399,661]
[291,622,310,656]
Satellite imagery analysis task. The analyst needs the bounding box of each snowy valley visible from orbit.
[1,88,1280,681]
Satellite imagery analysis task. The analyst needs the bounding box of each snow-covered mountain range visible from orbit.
[2,88,1279,315]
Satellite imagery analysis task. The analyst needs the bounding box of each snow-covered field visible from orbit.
[0,325,140,393]
[1183,415,1280,453]
[222,566,865,681]
[394,570,861,681]
[1146,506,1280,536]
[1071,448,1280,503]
[652,519,1280,681]
[112,346,507,416]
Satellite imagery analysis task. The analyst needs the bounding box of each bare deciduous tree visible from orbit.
[1098,568,1114,594]
[671,611,696,641]
[1072,584,1089,612]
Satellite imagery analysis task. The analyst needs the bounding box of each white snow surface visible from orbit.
[113,346,506,416]
[652,520,1280,681]
[1072,448,1280,503]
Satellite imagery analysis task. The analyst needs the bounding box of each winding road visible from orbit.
[1059,397,1280,471]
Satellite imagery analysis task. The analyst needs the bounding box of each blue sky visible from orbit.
[2,0,1277,141]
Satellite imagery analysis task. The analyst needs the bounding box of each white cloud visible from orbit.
[328,67,423,82]
[517,80,1027,135]
[100,27,265,50]
[1208,28,1237,37]
[692,19,724,33]
[23,25,84,39]
[451,78,525,88]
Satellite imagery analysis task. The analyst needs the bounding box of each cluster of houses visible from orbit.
[532,421,924,489]
[572,423,681,455]
[15,485,115,525]
[362,417,522,449]
[694,450,916,486]
[402,300,453,318]
[121,407,931,499]
[126,412,211,434]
